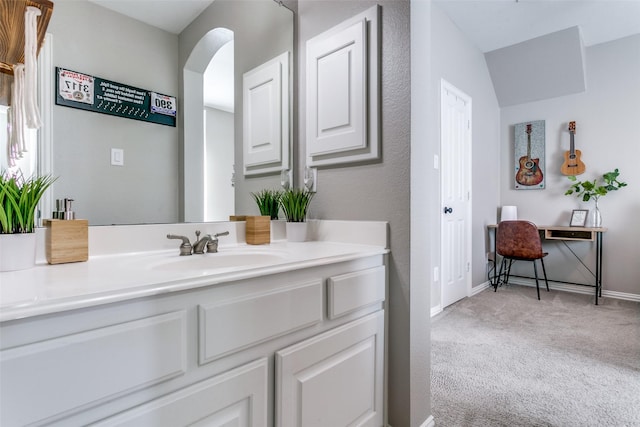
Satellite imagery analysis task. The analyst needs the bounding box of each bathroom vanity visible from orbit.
[0,220,388,426]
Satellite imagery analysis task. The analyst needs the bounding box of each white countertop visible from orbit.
[0,241,387,322]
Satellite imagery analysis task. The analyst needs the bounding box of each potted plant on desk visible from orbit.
[0,171,56,271]
[565,169,627,227]
[280,188,314,242]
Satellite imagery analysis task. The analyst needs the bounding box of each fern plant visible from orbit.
[251,189,282,220]
[0,171,56,234]
[279,188,314,222]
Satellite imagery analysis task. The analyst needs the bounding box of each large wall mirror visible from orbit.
[42,0,294,225]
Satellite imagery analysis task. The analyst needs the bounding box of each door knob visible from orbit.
[444,207,453,214]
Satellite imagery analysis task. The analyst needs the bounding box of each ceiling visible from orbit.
[88,1,640,52]
[435,0,640,53]
[87,0,215,34]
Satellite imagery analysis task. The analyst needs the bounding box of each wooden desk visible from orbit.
[488,224,607,305]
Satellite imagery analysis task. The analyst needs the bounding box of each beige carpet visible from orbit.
[431,285,640,426]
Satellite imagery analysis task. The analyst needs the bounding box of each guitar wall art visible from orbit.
[560,121,586,176]
[514,120,545,190]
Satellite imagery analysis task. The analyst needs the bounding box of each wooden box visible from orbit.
[246,216,270,245]
[44,219,89,264]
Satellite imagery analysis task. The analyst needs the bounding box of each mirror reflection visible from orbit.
[41,0,293,225]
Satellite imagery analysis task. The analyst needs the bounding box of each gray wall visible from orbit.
[486,26,586,107]
[429,4,501,309]
[297,1,422,425]
[48,0,179,225]
[500,34,640,296]
[178,0,294,219]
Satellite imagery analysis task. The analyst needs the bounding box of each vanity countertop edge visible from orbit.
[0,220,389,322]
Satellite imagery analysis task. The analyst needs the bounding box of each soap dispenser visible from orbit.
[44,198,88,264]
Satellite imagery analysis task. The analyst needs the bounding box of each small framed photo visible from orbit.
[570,209,588,227]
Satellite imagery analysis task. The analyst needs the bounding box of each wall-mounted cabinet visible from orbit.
[242,51,290,176]
[306,6,380,168]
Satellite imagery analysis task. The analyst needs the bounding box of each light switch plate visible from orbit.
[111,148,124,166]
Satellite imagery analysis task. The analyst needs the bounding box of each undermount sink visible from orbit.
[151,251,288,272]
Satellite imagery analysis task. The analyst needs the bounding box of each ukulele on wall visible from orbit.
[516,123,544,186]
[560,121,586,176]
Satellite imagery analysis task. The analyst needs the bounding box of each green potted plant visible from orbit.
[279,188,314,241]
[251,189,282,220]
[565,169,627,227]
[0,171,56,271]
[247,189,282,245]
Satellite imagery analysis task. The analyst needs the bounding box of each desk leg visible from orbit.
[492,228,498,291]
[596,231,603,303]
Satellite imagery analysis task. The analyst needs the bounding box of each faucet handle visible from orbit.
[167,234,193,256]
[206,238,218,253]
[207,231,229,253]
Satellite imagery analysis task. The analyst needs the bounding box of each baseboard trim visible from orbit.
[602,289,640,302]
[470,280,491,296]
[431,282,491,318]
[420,415,435,427]
[507,278,640,302]
[430,304,442,318]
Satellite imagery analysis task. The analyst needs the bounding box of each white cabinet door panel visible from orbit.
[305,6,380,167]
[94,358,269,427]
[243,51,290,175]
[306,19,366,156]
[276,311,384,427]
[0,311,187,426]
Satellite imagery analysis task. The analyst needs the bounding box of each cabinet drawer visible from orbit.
[0,311,187,426]
[199,279,323,364]
[94,358,269,427]
[327,265,386,319]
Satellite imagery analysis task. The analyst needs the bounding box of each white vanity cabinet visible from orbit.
[0,254,386,427]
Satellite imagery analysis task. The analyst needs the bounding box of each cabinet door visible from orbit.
[94,358,269,427]
[276,311,384,427]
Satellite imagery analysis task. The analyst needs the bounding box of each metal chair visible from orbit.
[495,220,549,300]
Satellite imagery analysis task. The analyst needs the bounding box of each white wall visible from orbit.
[500,34,640,297]
[429,4,501,309]
[48,0,179,225]
[204,107,234,221]
[411,0,435,425]
[298,1,421,425]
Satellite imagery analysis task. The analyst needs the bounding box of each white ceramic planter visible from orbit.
[0,233,37,272]
[286,222,309,242]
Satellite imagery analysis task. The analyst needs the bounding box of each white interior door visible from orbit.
[440,80,472,308]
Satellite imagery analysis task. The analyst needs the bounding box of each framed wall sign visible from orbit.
[55,67,176,127]
[570,209,588,227]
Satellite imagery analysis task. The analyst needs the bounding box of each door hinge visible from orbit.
[466,262,470,272]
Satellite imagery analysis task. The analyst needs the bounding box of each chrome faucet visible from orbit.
[167,230,229,255]
[192,231,213,254]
